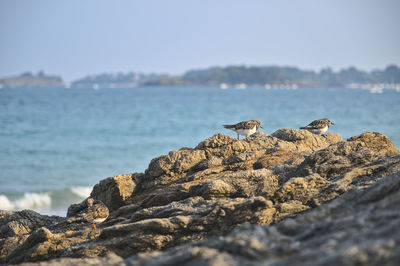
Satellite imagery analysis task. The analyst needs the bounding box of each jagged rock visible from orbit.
[145,149,207,180]
[90,174,142,211]
[122,171,400,266]
[1,130,399,265]
[0,210,61,237]
[0,209,65,261]
[347,132,399,156]
[272,129,342,152]
[291,132,399,181]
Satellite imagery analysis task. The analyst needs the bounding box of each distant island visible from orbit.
[0,71,65,88]
[1,65,399,89]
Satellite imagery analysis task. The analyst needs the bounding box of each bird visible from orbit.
[300,118,334,135]
[66,198,109,230]
[223,120,263,141]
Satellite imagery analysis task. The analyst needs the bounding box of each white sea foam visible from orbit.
[0,195,14,210]
[70,186,92,198]
[0,193,51,211]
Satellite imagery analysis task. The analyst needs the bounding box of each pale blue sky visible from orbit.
[0,0,399,81]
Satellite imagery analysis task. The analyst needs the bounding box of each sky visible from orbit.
[0,0,399,81]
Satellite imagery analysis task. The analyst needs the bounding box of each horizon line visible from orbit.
[1,63,399,82]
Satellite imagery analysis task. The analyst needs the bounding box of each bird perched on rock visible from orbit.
[223,120,263,141]
[300,118,334,135]
[66,198,109,230]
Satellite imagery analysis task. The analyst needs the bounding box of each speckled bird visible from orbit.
[223,120,263,141]
[300,118,334,135]
[67,198,109,230]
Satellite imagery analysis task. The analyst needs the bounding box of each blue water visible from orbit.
[0,86,399,215]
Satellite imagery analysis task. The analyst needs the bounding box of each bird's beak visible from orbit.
[331,122,335,125]
[260,126,263,129]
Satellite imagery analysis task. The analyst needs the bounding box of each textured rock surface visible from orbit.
[90,174,142,211]
[126,171,400,266]
[1,129,399,265]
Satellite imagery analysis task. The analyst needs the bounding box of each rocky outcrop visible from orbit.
[0,210,64,261]
[1,129,399,265]
[126,170,400,266]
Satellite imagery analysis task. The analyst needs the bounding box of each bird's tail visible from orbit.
[223,124,235,129]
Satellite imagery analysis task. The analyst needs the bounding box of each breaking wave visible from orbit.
[70,186,92,198]
[0,186,92,215]
[0,193,51,211]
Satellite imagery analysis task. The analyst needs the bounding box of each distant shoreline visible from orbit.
[1,64,399,90]
[2,84,400,95]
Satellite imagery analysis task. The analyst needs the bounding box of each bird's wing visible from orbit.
[305,119,328,129]
[235,121,257,130]
[223,124,236,129]
[78,204,109,221]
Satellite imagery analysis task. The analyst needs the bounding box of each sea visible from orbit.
[0,86,399,216]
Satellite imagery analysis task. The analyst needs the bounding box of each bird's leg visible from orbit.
[237,134,239,140]
[246,136,254,142]
[93,223,96,230]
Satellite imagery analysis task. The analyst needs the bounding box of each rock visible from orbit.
[253,149,305,169]
[146,149,207,180]
[291,132,399,181]
[1,130,399,265]
[272,128,342,152]
[273,173,330,204]
[347,132,399,156]
[90,173,141,211]
[19,252,125,266]
[0,210,61,237]
[1,220,31,238]
[6,227,56,263]
[125,171,400,266]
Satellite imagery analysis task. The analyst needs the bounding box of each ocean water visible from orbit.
[0,86,399,216]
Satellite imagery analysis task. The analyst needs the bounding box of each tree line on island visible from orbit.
[0,65,399,89]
